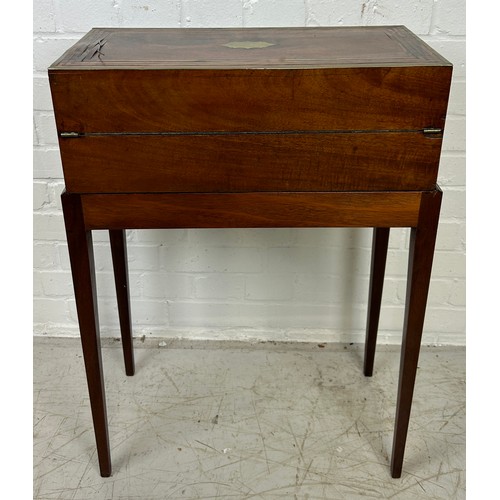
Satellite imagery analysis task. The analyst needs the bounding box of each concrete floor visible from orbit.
[33,337,465,499]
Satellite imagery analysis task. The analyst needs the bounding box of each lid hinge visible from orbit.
[422,127,443,137]
[59,131,82,138]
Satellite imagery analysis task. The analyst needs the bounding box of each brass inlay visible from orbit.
[223,41,275,49]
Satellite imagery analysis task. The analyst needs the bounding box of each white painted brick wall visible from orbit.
[33,0,466,345]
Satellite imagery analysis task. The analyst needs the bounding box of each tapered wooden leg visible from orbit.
[62,191,112,477]
[109,230,135,376]
[391,189,442,478]
[364,227,390,376]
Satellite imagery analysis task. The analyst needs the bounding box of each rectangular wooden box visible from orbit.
[49,26,452,194]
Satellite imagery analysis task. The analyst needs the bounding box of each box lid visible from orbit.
[49,26,451,71]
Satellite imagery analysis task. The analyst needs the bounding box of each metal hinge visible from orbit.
[59,131,82,138]
[422,127,443,136]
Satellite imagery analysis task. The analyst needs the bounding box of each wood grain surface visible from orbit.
[59,132,444,193]
[49,66,451,134]
[81,191,422,230]
[49,26,451,69]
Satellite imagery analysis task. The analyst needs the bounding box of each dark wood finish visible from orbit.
[49,66,450,134]
[81,192,421,230]
[364,227,390,377]
[49,26,451,195]
[391,188,443,478]
[58,132,443,194]
[48,26,451,70]
[61,191,111,477]
[49,26,452,478]
[109,230,135,376]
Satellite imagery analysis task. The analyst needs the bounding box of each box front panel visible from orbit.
[49,67,451,135]
[58,132,443,193]
[51,65,450,193]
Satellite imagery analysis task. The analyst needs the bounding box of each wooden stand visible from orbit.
[50,26,452,478]
[61,187,442,478]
